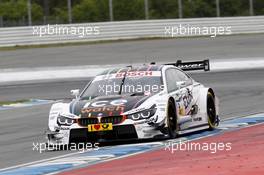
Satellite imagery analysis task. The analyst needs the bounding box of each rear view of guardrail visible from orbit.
[0,16,263,47]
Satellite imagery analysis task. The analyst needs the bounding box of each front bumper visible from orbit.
[47,113,166,145]
[69,125,138,142]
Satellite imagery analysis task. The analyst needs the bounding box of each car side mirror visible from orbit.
[70,89,80,99]
[176,81,186,89]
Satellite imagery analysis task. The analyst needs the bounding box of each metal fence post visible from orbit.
[27,0,32,26]
[44,0,49,24]
[249,0,254,16]
[144,0,149,19]
[0,16,3,27]
[67,0,72,23]
[178,0,182,18]
[216,0,220,17]
[109,0,114,21]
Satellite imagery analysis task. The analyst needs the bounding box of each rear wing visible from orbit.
[165,59,210,71]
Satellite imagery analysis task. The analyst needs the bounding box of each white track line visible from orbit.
[0,58,264,84]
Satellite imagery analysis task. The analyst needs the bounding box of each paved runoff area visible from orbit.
[1,113,263,175]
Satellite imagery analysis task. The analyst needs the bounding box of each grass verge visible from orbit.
[0,99,30,106]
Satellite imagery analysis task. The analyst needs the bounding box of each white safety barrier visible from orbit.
[0,16,263,47]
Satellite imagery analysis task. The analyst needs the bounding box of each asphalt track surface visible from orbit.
[0,34,264,69]
[1,69,264,169]
[0,34,264,169]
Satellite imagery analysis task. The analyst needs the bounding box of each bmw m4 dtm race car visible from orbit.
[46,60,219,145]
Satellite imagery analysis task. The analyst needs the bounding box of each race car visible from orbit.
[46,60,219,145]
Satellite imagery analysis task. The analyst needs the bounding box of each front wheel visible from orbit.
[207,92,218,130]
[167,99,178,138]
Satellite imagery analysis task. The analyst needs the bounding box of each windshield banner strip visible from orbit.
[93,71,162,82]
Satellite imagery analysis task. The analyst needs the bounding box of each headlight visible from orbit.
[128,105,157,121]
[57,115,76,126]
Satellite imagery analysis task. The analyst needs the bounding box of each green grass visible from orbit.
[0,99,30,106]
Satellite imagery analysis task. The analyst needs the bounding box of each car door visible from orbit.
[174,69,207,130]
[165,68,194,117]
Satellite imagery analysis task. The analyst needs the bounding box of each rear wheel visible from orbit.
[167,99,178,138]
[207,92,217,130]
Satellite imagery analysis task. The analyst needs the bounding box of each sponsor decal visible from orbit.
[115,71,153,78]
[54,126,70,130]
[93,71,161,81]
[90,99,127,107]
[178,63,203,70]
[133,116,158,125]
[88,123,113,132]
[81,99,127,116]
[179,106,185,116]
[176,88,193,116]
[193,117,202,121]
[183,88,193,109]
[81,105,125,114]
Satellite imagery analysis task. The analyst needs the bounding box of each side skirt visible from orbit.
[178,124,209,135]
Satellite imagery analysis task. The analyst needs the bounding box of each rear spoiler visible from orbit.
[165,59,210,71]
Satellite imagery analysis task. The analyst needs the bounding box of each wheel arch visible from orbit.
[196,87,219,126]
[197,87,215,115]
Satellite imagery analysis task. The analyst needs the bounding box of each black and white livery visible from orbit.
[46,60,219,144]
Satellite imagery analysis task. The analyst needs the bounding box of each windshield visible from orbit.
[81,71,163,99]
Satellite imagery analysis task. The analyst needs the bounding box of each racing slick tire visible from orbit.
[207,92,218,130]
[167,99,178,139]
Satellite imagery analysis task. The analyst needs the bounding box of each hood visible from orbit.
[70,94,151,118]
